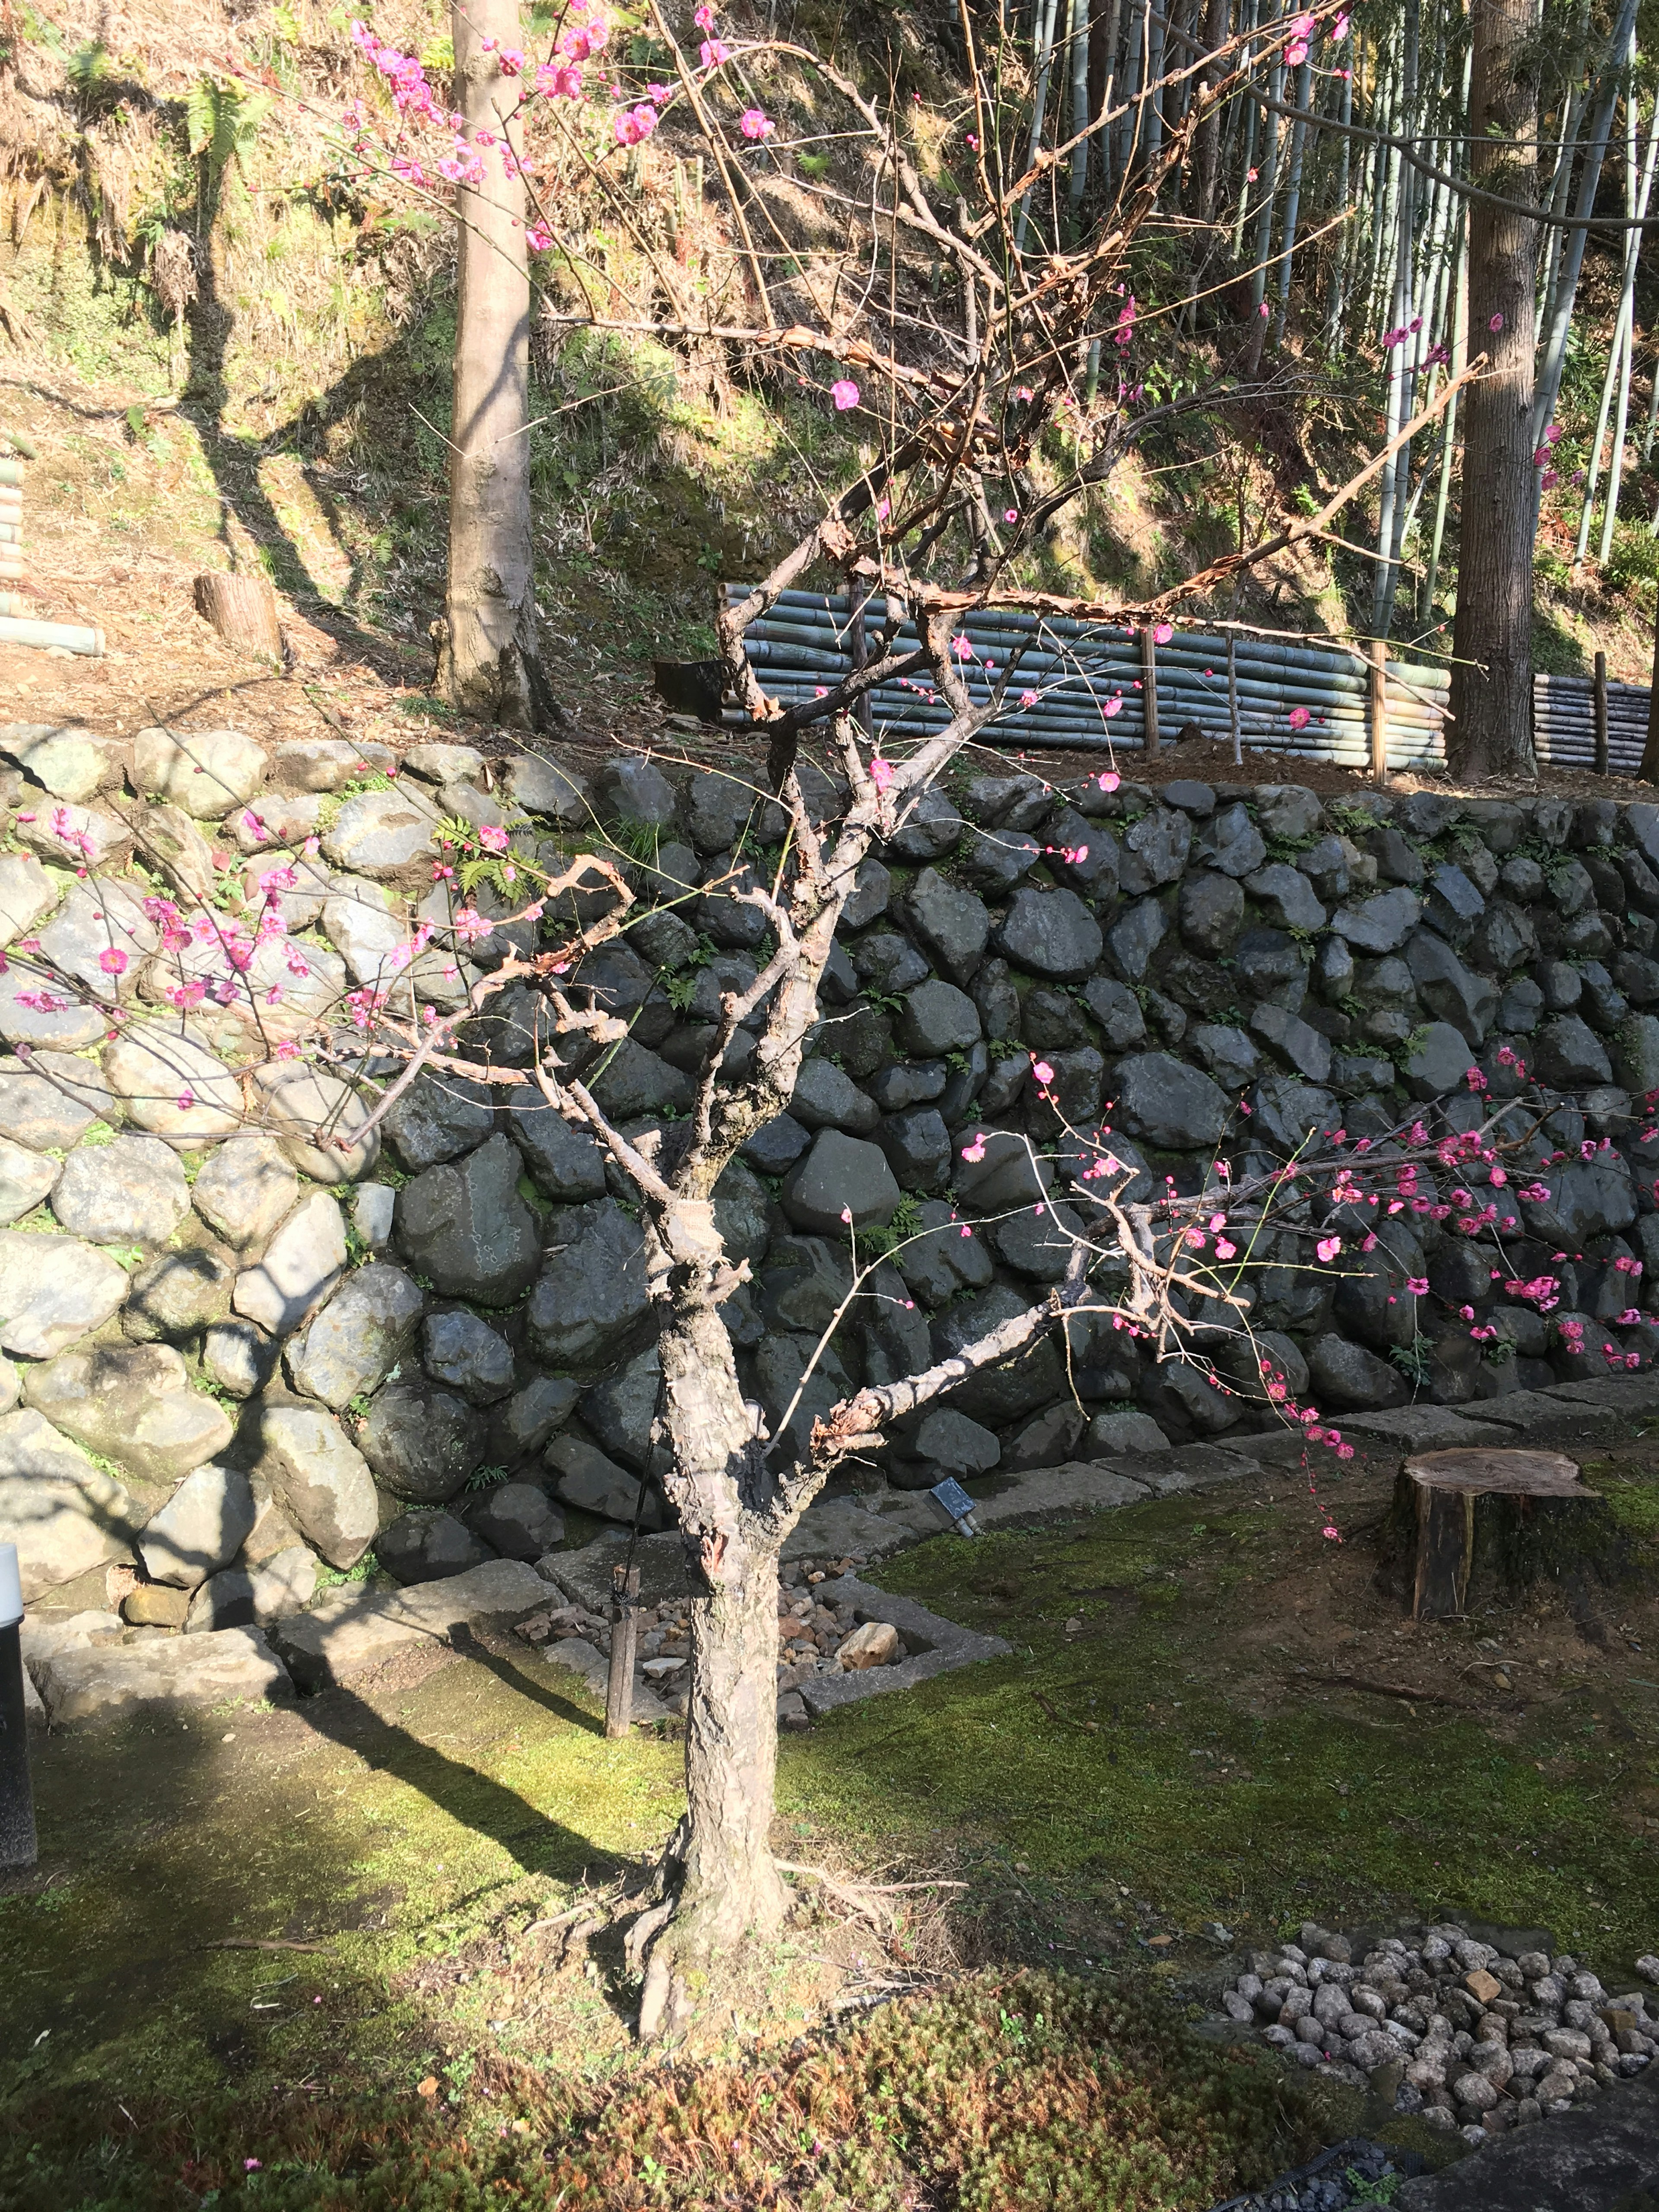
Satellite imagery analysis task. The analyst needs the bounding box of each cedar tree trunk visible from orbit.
[1448,0,1540,779]
[439,0,554,730]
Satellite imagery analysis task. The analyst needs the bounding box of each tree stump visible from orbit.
[1375,1448,1629,1620]
[194,571,283,662]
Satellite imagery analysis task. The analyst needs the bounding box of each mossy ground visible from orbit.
[4,1431,1655,2205]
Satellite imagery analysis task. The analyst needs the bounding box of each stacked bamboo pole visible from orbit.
[721,587,1450,770]
[0,437,105,656]
[1532,671,1653,775]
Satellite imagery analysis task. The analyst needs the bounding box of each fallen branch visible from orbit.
[204,1937,330,1953]
[1300,1672,1471,1709]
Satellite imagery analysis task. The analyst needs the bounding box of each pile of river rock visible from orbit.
[1219,1923,1659,2143]
[516,1553,899,1713]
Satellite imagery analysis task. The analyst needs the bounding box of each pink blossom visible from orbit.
[699,37,729,67]
[961,1134,988,1163]
[1030,1057,1055,1084]
[1004,507,1019,524]
[614,102,657,145]
[1214,1238,1236,1260]
[1285,39,1308,64]
[1489,312,1504,331]
[1316,1235,1341,1262]
[960,1225,972,1239]
[830,378,860,411]
[1153,621,1173,645]
[15,988,67,1014]
[739,108,775,140]
[478,824,510,853]
[274,1039,299,1061]
[1101,696,1122,719]
[869,755,894,792]
[1097,771,1119,792]
[98,947,127,977]
[177,1091,195,1113]
[451,907,493,944]
[1405,1276,1429,1296]
[693,2,717,25]
[1288,706,1310,731]
[1020,689,1039,708]
[1332,11,1350,35]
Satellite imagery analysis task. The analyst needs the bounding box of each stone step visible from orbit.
[268,1558,549,1690]
[29,1624,291,1726]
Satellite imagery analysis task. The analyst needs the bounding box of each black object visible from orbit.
[652,658,726,722]
[1207,2134,1425,2212]
[0,1538,36,1868]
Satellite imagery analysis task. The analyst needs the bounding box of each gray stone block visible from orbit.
[1116,1052,1229,1149]
[33,1625,291,1726]
[395,1132,540,1305]
[906,867,991,984]
[995,887,1104,980]
[191,1135,299,1251]
[382,1072,496,1172]
[376,1508,492,1584]
[234,1191,348,1337]
[137,1463,257,1589]
[254,1402,378,1568]
[422,1309,516,1405]
[26,1341,232,1486]
[782,1128,901,1233]
[286,1264,425,1408]
[358,1381,487,1503]
[0,1408,137,1599]
[526,1199,650,1373]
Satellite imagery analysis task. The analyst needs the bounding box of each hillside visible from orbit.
[3,0,1656,759]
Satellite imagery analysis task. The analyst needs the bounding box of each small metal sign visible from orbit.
[929,1477,982,1537]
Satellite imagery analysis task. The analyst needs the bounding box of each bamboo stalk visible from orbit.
[1597,92,1657,565]
[1530,0,1638,485]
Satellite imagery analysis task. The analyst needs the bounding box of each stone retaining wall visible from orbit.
[4,718,1659,1631]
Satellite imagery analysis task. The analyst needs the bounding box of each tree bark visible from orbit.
[439,0,554,731]
[1375,1447,1627,1619]
[636,1297,790,2038]
[194,570,282,661]
[1447,0,1540,780]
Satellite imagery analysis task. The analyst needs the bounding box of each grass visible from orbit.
[3,1447,1655,2207]
[786,1473,1659,1967]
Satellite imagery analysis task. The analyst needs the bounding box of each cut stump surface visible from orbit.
[1377,1447,1626,1620]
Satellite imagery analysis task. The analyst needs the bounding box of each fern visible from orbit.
[186,78,273,183]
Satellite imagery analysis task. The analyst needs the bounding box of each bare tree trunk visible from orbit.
[438,0,554,731]
[1447,0,1539,779]
[636,1278,791,2037]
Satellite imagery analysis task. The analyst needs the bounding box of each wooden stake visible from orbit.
[1369,637,1389,785]
[1141,623,1160,760]
[1594,648,1609,775]
[604,1563,640,1738]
